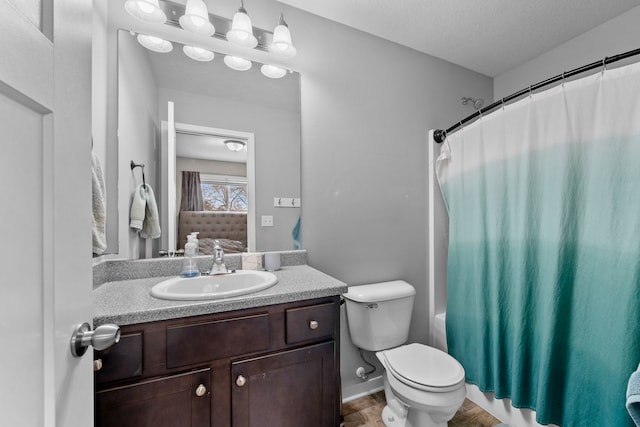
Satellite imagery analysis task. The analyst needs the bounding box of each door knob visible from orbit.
[195,384,207,397]
[236,375,247,387]
[70,322,121,358]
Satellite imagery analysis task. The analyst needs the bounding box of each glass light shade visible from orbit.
[226,9,258,48]
[260,64,286,79]
[224,140,246,151]
[224,55,252,71]
[179,0,215,36]
[183,45,214,62]
[136,34,173,53]
[269,24,297,58]
[124,0,167,24]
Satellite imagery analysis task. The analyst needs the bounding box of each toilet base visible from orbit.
[377,350,466,427]
[380,387,449,427]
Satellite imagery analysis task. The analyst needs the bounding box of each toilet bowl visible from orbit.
[343,281,467,427]
[376,343,466,427]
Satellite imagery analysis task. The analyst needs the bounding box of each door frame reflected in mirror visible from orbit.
[162,111,256,254]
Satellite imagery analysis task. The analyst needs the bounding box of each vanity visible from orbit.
[92,253,347,427]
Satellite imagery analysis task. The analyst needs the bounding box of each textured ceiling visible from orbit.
[278,0,640,77]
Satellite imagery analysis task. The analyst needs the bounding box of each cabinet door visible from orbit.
[96,368,211,427]
[231,342,338,427]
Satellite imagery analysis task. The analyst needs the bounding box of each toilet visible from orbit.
[343,280,466,427]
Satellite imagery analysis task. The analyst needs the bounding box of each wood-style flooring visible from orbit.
[342,391,503,427]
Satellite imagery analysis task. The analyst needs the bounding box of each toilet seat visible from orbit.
[382,343,465,393]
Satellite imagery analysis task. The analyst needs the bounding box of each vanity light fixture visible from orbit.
[224,55,252,71]
[183,45,215,62]
[226,0,258,49]
[179,0,215,36]
[136,34,173,53]
[224,139,247,152]
[260,64,286,79]
[124,0,167,24]
[269,13,297,58]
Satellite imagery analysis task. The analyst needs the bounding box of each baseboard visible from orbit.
[341,375,384,403]
[465,383,559,427]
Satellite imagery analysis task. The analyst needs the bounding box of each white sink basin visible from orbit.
[150,270,278,301]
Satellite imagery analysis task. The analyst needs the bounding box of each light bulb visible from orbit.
[183,45,214,62]
[269,14,297,58]
[136,34,173,53]
[124,0,167,24]
[260,64,286,79]
[226,1,258,48]
[224,55,252,71]
[179,0,215,36]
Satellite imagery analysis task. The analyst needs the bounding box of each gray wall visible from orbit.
[270,5,493,392]
[160,87,301,252]
[117,33,160,259]
[94,0,493,396]
[495,6,640,99]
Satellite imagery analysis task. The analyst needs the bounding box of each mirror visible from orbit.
[113,28,301,258]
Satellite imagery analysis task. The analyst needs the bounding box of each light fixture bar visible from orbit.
[157,0,273,52]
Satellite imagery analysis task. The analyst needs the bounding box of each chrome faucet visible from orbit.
[210,240,228,275]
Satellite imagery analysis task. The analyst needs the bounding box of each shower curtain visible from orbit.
[436,62,640,426]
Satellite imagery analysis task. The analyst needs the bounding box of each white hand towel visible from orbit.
[129,184,146,231]
[140,184,161,239]
[92,151,107,255]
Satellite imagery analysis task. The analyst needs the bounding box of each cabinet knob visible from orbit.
[236,375,247,387]
[93,359,103,372]
[195,384,207,397]
[309,320,319,330]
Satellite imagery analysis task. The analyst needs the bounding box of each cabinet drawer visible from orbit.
[95,332,143,384]
[166,313,269,368]
[286,302,336,344]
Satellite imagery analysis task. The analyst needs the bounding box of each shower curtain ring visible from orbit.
[562,72,566,87]
[501,98,505,110]
[529,85,533,99]
[602,57,607,74]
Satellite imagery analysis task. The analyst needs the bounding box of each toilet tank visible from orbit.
[343,280,416,351]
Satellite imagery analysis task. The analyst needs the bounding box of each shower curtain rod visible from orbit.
[433,46,640,144]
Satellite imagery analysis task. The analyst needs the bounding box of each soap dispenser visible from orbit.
[180,235,201,278]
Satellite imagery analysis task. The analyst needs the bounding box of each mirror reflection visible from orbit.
[114,29,301,258]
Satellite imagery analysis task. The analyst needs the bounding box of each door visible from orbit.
[231,342,338,427]
[96,368,211,427]
[0,1,93,426]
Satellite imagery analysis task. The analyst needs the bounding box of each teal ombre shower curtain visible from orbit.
[436,62,640,426]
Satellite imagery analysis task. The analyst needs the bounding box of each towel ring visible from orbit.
[130,161,146,188]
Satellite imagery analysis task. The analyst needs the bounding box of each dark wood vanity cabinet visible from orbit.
[94,296,340,427]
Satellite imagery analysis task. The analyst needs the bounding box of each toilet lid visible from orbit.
[384,343,465,388]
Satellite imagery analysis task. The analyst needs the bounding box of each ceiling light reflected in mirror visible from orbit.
[183,45,215,62]
[224,139,247,152]
[136,34,173,52]
[224,55,252,71]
